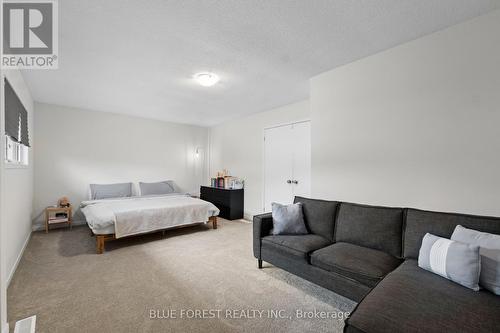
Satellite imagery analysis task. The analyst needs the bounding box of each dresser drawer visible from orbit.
[200,186,244,220]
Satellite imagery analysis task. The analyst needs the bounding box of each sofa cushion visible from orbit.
[294,196,339,241]
[335,203,404,257]
[346,259,500,333]
[404,208,500,259]
[261,234,331,261]
[310,242,402,287]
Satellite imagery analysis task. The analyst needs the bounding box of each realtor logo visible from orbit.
[2,0,58,69]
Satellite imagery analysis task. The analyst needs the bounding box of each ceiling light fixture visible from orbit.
[194,72,219,87]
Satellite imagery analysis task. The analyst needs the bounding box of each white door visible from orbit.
[264,121,311,212]
[291,121,311,198]
[264,124,293,212]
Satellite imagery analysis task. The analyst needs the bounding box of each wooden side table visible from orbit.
[45,206,72,233]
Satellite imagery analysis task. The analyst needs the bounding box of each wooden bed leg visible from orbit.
[209,216,217,229]
[258,259,263,269]
[96,235,105,254]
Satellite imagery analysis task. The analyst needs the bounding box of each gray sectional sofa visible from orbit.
[253,196,500,333]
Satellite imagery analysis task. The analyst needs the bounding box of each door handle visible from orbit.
[287,180,292,184]
[292,180,298,184]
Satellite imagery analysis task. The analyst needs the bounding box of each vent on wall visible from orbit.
[14,315,36,333]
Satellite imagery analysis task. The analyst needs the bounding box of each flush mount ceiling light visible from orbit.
[194,72,219,87]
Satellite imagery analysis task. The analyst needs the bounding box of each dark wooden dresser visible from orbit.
[200,186,244,220]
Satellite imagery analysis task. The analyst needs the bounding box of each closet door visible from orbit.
[264,121,311,212]
[291,121,311,198]
[264,125,293,212]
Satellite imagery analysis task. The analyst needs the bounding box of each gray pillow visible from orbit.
[418,233,480,291]
[451,225,500,295]
[271,202,308,235]
[90,182,132,200]
[139,181,175,196]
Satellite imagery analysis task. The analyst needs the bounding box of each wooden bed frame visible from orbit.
[93,216,217,254]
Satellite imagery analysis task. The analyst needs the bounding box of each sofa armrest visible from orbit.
[253,212,273,259]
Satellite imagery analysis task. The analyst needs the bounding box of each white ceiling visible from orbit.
[22,0,500,127]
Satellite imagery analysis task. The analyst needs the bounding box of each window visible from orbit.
[4,78,30,166]
[5,135,29,166]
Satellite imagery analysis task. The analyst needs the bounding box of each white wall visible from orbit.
[2,71,35,283]
[0,69,35,333]
[0,15,5,327]
[34,103,209,227]
[210,100,309,218]
[311,10,500,216]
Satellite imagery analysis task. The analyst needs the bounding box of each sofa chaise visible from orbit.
[253,196,500,333]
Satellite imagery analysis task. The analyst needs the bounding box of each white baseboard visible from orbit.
[243,212,254,221]
[7,231,31,287]
[13,315,36,333]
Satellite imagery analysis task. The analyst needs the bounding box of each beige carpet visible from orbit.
[8,219,355,333]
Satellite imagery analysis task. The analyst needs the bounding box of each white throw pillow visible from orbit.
[418,233,481,290]
[451,225,500,295]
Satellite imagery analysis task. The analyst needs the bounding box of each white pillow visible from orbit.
[139,181,175,196]
[451,225,500,295]
[89,182,133,200]
[418,233,481,290]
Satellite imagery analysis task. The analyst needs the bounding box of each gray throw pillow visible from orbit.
[90,183,133,200]
[271,202,308,235]
[451,225,500,295]
[418,233,480,291]
[139,181,175,196]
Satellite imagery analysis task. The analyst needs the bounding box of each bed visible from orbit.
[81,191,220,254]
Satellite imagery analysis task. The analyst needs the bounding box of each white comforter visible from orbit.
[81,194,219,238]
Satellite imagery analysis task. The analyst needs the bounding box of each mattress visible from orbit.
[81,194,219,237]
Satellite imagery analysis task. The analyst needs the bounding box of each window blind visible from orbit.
[4,79,30,147]
[20,106,30,147]
[4,79,20,142]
